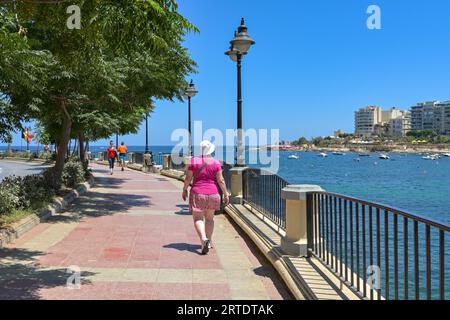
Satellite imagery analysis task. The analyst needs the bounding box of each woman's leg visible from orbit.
[204,210,215,242]
[192,211,207,243]
[108,158,113,174]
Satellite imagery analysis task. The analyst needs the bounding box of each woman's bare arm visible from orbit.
[182,170,194,201]
[216,170,229,205]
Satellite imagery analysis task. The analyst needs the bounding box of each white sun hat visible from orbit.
[200,140,216,156]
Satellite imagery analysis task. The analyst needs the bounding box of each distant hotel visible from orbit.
[354,106,410,137]
[411,101,450,135]
[355,100,450,137]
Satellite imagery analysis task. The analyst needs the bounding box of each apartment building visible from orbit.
[434,101,450,135]
[355,106,410,137]
[390,111,411,137]
[410,101,450,135]
[354,106,382,137]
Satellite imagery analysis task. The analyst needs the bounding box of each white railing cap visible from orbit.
[282,185,324,201]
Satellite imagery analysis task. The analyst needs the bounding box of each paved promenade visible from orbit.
[0,164,291,300]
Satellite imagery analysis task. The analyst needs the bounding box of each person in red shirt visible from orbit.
[107,140,118,175]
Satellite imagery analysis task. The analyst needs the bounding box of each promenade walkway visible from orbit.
[0,164,291,300]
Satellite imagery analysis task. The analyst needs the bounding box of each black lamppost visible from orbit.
[144,112,150,154]
[183,79,198,156]
[225,18,255,167]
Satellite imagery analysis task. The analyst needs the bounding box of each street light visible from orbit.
[183,79,198,156]
[225,18,255,167]
[144,112,149,154]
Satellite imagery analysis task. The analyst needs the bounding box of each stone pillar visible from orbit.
[128,152,134,164]
[229,167,247,204]
[163,155,170,170]
[281,185,324,257]
[143,153,152,173]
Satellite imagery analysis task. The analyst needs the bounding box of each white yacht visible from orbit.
[318,152,328,157]
[379,154,390,160]
[443,153,450,157]
[288,154,300,160]
[423,155,439,160]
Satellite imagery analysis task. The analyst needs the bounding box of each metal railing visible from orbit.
[243,168,288,229]
[153,154,165,166]
[306,192,449,300]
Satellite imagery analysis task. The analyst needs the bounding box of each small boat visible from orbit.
[358,153,370,157]
[288,154,300,160]
[332,152,346,156]
[423,155,439,161]
[318,152,328,157]
[353,157,361,162]
[443,153,450,157]
[379,154,390,160]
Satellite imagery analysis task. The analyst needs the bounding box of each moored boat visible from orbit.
[379,154,390,160]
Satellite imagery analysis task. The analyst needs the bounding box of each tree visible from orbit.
[292,137,309,145]
[1,1,197,185]
[0,6,50,142]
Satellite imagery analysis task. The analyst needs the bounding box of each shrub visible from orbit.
[0,159,87,216]
[21,174,55,207]
[61,159,86,188]
[0,176,23,214]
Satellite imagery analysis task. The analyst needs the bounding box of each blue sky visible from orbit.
[6,0,450,147]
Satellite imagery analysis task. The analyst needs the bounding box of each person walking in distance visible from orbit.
[182,140,229,255]
[117,142,127,172]
[107,140,118,175]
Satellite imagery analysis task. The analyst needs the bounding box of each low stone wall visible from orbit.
[160,169,185,181]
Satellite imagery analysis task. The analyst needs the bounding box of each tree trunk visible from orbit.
[78,132,85,162]
[72,139,78,157]
[53,100,72,187]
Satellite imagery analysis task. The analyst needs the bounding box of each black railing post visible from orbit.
[306,193,314,258]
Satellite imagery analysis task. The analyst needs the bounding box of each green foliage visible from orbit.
[435,135,450,144]
[406,130,438,139]
[292,137,309,145]
[1,1,198,182]
[61,158,87,188]
[0,177,22,214]
[0,173,56,215]
[0,158,87,218]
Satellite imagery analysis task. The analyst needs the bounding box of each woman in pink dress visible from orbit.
[182,140,229,255]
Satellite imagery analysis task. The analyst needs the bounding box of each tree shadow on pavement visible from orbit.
[175,204,191,216]
[60,191,154,218]
[0,248,95,300]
